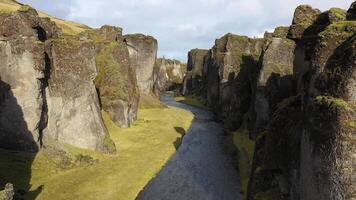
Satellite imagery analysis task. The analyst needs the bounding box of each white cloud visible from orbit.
[19,0,354,61]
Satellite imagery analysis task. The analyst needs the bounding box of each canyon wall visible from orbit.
[124,34,158,94]
[183,3,355,200]
[0,4,156,153]
[153,58,186,94]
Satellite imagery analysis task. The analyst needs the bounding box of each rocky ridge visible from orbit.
[183,3,355,200]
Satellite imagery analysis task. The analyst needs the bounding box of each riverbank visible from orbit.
[0,106,194,200]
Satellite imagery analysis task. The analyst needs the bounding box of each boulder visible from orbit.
[124,34,158,94]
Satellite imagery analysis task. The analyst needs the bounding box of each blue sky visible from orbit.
[19,0,353,62]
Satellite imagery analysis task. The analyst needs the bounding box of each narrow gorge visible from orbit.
[0,0,355,200]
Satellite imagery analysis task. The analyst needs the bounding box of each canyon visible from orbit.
[0,0,355,200]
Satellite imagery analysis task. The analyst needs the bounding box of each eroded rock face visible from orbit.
[0,6,115,153]
[124,34,158,94]
[0,7,53,152]
[154,58,186,94]
[248,5,356,200]
[80,25,139,128]
[288,5,321,40]
[249,34,296,137]
[182,49,209,95]
[44,38,115,153]
[211,33,265,129]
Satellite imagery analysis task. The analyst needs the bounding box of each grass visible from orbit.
[139,93,166,109]
[0,107,194,200]
[175,95,207,109]
[315,96,354,111]
[232,117,256,199]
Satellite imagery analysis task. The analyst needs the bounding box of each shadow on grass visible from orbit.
[173,127,187,150]
[0,77,43,200]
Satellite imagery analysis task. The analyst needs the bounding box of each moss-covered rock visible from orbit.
[80,26,139,128]
[288,5,321,40]
[346,1,356,20]
[44,36,116,153]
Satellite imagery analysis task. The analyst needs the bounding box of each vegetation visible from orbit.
[315,96,354,111]
[139,93,166,109]
[253,190,280,200]
[0,107,194,200]
[277,96,298,110]
[175,95,207,109]
[232,117,256,198]
[329,8,346,20]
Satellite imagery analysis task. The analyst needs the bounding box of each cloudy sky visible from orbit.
[19,0,353,62]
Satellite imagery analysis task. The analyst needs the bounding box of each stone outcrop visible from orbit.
[124,34,158,94]
[44,37,115,153]
[182,2,355,200]
[182,49,209,95]
[3,183,14,200]
[80,26,139,128]
[153,58,186,94]
[0,6,116,153]
[0,6,53,152]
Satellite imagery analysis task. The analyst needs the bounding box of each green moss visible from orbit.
[17,4,31,12]
[232,116,256,198]
[277,96,298,110]
[348,120,356,128]
[94,41,129,102]
[254,190,280,200]
[329,8,346,19]
[175,95,207,109]
[315,96,353,111]
[320,21,356,37]
[102,134,117,154]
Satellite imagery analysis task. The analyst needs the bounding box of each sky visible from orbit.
[19,0,353,62]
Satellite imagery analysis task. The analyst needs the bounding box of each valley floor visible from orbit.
[0,104,194,200]
[136,94,242,200]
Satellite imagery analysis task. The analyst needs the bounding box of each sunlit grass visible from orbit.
[175,95,207,109]
[0,107,194,200]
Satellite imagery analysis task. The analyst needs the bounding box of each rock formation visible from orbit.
[80,26,139,128]
[124,34,158,94]
[0,4,146,153]
[153,58,186,94]
[182,2,355,200]
[182,49,208,95]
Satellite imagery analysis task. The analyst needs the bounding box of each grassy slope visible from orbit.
[0,0,89,35]
[0,107,194,200]
[232,118,255,198]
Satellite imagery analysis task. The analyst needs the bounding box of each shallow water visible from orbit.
[136,94,242,200]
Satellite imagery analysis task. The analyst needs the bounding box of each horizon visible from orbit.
[18,0,353,62]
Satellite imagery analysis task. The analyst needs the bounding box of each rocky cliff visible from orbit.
[183,2,355,200]
[80,26,139,128]
[124,34,158,94]
[0,4,151,153]
[153,58,186,94]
